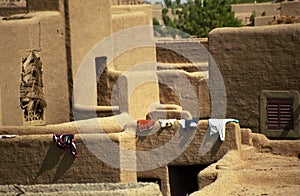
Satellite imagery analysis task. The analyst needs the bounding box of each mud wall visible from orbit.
[157,71,210,118]
[155,40,210,119]
[231,2,280,17]
[136,121,241,166]
[0,132,136,184]
[67,0,112,79]
[0,183,162,195]
[208,24,300,133]
[0,7,26,16]
[156,40,209,63]
[0,12,69,126]
[27,0,63,12]
[111,5,155,71]
[136,120,242,195]
[280,1,300,16]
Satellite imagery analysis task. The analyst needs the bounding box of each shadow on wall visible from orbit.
[199,131,222,157]
[34,143,75,183]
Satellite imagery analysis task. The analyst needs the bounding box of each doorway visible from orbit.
[168,165,209,196]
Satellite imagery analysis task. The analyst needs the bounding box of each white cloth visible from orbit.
[0,135,17,139]
[178,119,186,129]
[208,119,238,141]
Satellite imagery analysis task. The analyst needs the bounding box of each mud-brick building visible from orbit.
[0,0,154,126]
[0,0,299,196]
[209,23,300,139]
[0,1,217,196]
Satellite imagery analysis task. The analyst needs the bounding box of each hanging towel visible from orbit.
[208,119,239,141]
[199,119,239,156]
[137,120,157,132]
[53,133,77,157]
[158,119,176,128]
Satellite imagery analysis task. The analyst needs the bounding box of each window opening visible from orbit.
[267,98,293,130]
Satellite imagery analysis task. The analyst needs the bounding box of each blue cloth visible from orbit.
[178,117,200,129]
[53,133,77,157]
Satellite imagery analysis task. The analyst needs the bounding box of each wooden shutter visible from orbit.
[267,98,293,130]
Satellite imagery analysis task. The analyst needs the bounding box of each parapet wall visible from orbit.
[136,121,241,166]
[0,131,136,185]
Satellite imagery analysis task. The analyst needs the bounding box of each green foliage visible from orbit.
[153,17,160,26]
[162,0,243,38]
[249,11,256,26]
[230,0,273,3]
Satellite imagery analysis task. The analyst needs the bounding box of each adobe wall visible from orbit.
[0,183,162,195]
[254,1,300,26]
[155,40,210,118]
[280,1,300,16]
[111,0,144,5]
[111,5,153,30]
[27,0,63,12]
[110,5,155,72]
[231,3,280,17]
[0,12,70,126]
[157,71,210,118]
[136,120,241,195]
[156,40,209,63]
[137,166,170,196]
[0,131,136,184]
[254,15,274,26]
[95,4,157,120]
[67,0,112,79]
[208,24,300,133]
[231,2,280,25]
[0,7,26,16]
[152,4,163,24]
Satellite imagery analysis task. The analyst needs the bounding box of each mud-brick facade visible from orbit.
[209,24,300,138]
[0,0,154,126]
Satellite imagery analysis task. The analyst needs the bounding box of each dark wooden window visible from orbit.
[267,98,293,130]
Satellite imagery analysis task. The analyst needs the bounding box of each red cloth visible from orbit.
[137,120,157,132]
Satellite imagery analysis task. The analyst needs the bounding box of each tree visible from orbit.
[153,17,160,26]
[162,0,242,38]
[231,0,273,3]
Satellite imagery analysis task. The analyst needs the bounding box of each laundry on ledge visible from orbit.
[53,133,77,157]
[178,118,200,129]
[137,120,157,132]
[158,119,177,128]
[137,117,201,132]
[208,119,239,142]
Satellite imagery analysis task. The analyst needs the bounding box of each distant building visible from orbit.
[111,0,144,5]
